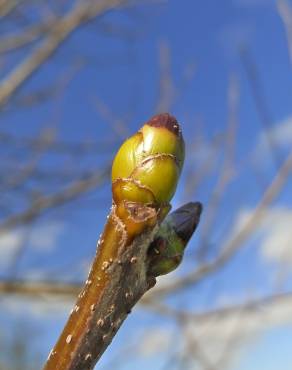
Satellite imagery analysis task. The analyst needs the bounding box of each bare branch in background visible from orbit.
[10,59,83,109]
[278,0,292,67]
[0,21,55,54]
[0,127,56,192]
[0,168,109,232]
[1,2,292,369]
[0,0,24,17]
[93,96,131,139]
[0,280,80,297]
[146,148,292,297]
[240,47,282,169]
[196,74,239,260]
[155,39,196,114]
[0,0,132,107]
[155,40,177,113]
[183,132,224,200]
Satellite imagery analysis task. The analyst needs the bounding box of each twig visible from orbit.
[0,0,130,107]
[0,168,110,232]
[278,0,292,67]
[41,198,202,369]
[0,22,54,54]
[1,279,292,324]
[0,0,23,17]
[43,206,159,370]
[196,74,239,259]
[146,290,292,323]
[240,47,281,169]
[0,280,81,297]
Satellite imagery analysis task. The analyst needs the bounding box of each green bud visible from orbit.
[111,113,185,206]
[148,202,202,276]
[111,132,144,181]
[131,154,179,204]
[140,118,184,171]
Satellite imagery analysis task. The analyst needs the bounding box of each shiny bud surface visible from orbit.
[111,113,185,206]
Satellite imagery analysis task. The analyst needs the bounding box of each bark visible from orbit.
[43,204,158,370]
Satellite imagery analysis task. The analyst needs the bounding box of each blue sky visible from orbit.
[1,0,292,369]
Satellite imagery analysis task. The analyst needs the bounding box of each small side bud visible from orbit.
[148,202,202,276]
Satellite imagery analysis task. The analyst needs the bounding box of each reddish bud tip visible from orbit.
[146,113,181,136]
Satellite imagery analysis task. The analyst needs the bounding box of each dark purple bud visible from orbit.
[170,202,202,246]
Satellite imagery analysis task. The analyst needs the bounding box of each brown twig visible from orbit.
[0,168,110,232]
[0,280,81,297]
[0,0,23,17]
[42,197,202,369]
[43,204,158,370]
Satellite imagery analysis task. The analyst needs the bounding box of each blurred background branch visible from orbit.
[1,0,292,369]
